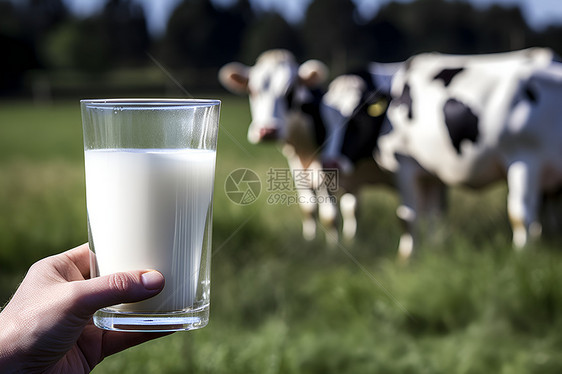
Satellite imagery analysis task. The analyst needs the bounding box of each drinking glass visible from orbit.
[81,99,220,332]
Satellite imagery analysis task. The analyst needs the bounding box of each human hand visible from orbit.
[0,243,168,373]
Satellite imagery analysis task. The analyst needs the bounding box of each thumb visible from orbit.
[72,270,165,317]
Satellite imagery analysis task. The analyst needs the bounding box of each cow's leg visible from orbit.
[297,187,318,241]
[317,186,339,245]
[420,177,447,220]
[394,155,446,261]
[282,146,318,241]
[418,176,448,245]
[394,156,423,261]
[313,166,339,244]
[396,206,416,260]
[340,192,357,241]
[507,160,542,249]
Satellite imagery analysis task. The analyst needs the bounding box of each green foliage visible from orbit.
[240,13,303,64]
[2,98,562,373]
[363,0,534,61]
[301,0,360,72]
[160,0,249,68]
[6,0,562,95]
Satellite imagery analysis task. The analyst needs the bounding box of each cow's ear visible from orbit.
[298,60,328,88]
[219,62,250,94]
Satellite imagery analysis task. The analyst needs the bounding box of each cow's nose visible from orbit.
[259,127,279,141]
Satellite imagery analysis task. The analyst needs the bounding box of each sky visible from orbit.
[61,0,562,37]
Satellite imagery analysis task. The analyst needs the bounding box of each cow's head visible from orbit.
[219,49,328,144]
[321,74,391,174]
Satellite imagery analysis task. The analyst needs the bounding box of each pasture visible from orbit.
[1,97,562,373]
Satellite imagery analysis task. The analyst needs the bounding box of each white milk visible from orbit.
[85,148,216,313]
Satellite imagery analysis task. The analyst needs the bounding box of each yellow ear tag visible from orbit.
[367,99,388,117]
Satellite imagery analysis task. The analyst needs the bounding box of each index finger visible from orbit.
[61,243,94,279]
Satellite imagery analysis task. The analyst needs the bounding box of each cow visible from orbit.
[218,49,341,242]
[320,63,401,240]
[374,47,562,259]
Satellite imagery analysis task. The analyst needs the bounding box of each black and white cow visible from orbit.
[320,63,401,240]
[219,49,341,242]
[375,47,562,259]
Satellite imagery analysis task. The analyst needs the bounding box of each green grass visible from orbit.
[1,96,562,373]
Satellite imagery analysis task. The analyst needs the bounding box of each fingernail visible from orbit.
[141,271,164,290]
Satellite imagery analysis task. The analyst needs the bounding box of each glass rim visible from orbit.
[80,98,221,110]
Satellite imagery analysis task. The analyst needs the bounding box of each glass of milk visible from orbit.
[81,99,220,332]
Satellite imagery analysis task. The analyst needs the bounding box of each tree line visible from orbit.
[2,0,562,94]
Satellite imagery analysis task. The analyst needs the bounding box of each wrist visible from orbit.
[0,308,24,373]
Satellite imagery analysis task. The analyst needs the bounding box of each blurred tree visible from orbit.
[476,4,532,52]
[99,0,150,67]
[216,0,254,62]
[300,0,364,75]
[362,16,410,62]
[533,26,562,57]
[239,12,302,64]
[3,0,562,96]
[161,0,252,68]
[43,18,111,73]
[0,0,21,36]
[362,0,534,61]
[0,0,38,93]
[42,0,149,73]
[21,0,68,45]
[366,0,477,58]
[43,21,80,70]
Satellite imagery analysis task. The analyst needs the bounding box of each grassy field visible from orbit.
[1,96,562,373]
